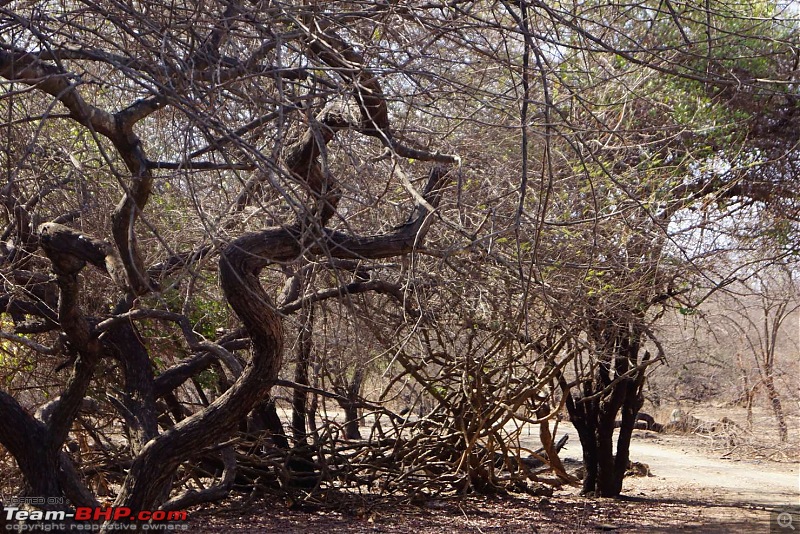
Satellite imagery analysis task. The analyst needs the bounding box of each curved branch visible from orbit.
[38,225,105,448]
[0,331,57,355]
[159,446,237,512]
[279,279,418,317]
[94,309,244,378]
[0,49,118,138]
[305,23,460,165]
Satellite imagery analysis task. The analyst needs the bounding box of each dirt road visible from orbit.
[626,433,799,507]
[546,425,800,532]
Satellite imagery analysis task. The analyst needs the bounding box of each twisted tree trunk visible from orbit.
[112,167,452,510]
[566,332,649,497]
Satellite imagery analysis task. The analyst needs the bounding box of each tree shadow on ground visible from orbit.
[184,489,778,533]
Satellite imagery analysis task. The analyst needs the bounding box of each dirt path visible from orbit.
[545,425,800,532]
[548,420,799,509]
[625,432,799,507]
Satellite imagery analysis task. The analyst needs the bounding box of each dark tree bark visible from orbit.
[292,305,314,444]
[342,402,362,441]
[249,397,290,450]
[106,298,159,454]
[564,327,649,497]
[0,392,61,498]
[335,367,365,441]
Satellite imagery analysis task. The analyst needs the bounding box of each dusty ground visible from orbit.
[625,431,798,507]
[186,492,782,533]
[186,409,799,533]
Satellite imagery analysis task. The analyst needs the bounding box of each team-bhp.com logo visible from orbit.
[4,504,188,531]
